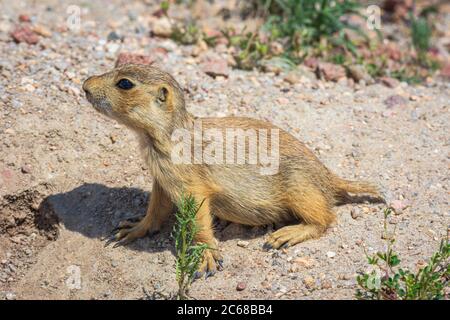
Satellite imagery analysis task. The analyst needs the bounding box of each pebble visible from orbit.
[107,31,122,42]
[348,65,373,84]
[303,276,315,289]
[237,240,249,248]
[380,77,400,88]
[350,208,361,219]
[384,95,408,108]
[115,53,154,67]
[200,58,230,78]
[317,62,346,81]
[19,14,31,23]
[236,281,246,291]
[33,24,52,37]
[11,25,39,44]
[21,165,32,174]
[151,17,172,38]
[277,97,290,105]
[326,251,336,258]
[292,257,315,269]
[321,279,333,289]
[5,292,16,300]
[389,199,410,215]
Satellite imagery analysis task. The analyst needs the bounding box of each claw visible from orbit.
[205,270,216,279]
[104,234,118,247]
[262,242,273,251]
[217,259,224,270]
[193,271,204,280]
[281,242,290,249]
[112,238,131,248]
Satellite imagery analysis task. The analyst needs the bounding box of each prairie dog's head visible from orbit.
[82,64,186,134]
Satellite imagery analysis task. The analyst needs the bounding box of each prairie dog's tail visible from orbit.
[335,177,384,201]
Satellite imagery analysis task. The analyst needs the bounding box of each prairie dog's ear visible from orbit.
[157,86,169,103]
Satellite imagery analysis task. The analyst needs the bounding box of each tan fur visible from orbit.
[82,64,383,274]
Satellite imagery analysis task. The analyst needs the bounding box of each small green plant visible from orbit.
[356,208,449,300]
[410,12,432,66]
[171,21,202,45]
[259,0,367,55]
[172,193,208,300]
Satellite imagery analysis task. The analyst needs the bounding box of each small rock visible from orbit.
[11,25,39,44]
[439,63,450,80]
[191,41,208,57]
[236,281,246,291]
[19,14,31,23]
[115,53,154,67]
[317,62,346,82]
[21,165,32,174]
[33,24,52,37]
[350,208,361,219]
[277,97,290,105]
[326,251,336,258]
[200,58,229,78]
[284,66,317,84]
[303,276,315,289]
[151,17,172,38]
[384,95,407,108]
[303,58,318,69]
[321,279,333,289]
[107,31,122,42]
[348,65,373,84]
[5,292,16,300]
[389,199,410,215]
[380,77,400,88]
[237,240,249,248]
[293,257,315,269]
[283,72,300,85]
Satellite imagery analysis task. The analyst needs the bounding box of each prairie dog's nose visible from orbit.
[82,76,96,94]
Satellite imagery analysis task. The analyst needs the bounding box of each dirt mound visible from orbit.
[0,184,59,288]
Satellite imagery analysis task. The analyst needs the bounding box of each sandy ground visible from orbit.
[0,0,449,300]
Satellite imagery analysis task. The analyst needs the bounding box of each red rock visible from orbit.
[200,58,229,78]
[317,62,346,82]
[115,53,154,67]
[18,14,31,22]
[152,8,166,18]
[380,76,400,88]
[382,0,413,20]
[11,25,39,45]
[440,64,450,80]
[303,57,318,69]
[236,281,246,291]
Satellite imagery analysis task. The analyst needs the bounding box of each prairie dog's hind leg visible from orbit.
[264,186,335,250]
[105,180,173,247]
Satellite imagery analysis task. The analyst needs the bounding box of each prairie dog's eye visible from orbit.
[116,79,134,90]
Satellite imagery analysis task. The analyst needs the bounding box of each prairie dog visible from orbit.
[82,64,383,275]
